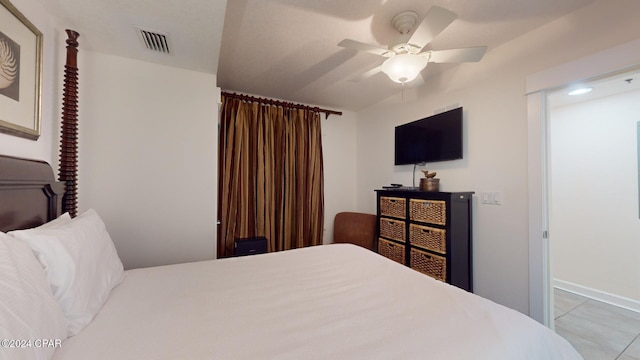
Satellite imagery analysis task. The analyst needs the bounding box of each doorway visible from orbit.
[545,73,640,357]
[547,72,640,311]
[526,39,640,327]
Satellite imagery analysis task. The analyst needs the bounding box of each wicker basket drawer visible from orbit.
[379,218,406,242]
[409,224,446,254]
[379,196,406,218]
[410,248,446,282]
[410,199,446,225]
[378,238,405,265]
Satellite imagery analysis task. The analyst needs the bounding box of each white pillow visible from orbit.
[0,232,67,360]
[9,209,125,337]
[40,212,72,228]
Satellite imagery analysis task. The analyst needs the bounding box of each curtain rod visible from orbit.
[221,91,342,119]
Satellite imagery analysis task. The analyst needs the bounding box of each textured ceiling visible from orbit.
[34,0,598,111]
[218,0,598,110]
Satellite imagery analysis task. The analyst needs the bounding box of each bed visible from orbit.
[0,154,582,360]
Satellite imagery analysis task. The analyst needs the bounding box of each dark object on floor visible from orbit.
[234,237,268,256]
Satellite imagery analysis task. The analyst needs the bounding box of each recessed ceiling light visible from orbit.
[568,87,592,96]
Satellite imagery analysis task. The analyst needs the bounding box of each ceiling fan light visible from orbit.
[381,54,428,83]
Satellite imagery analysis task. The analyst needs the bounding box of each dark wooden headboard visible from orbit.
[0,155,65,232]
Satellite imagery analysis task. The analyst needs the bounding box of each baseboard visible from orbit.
[554,279,640,314]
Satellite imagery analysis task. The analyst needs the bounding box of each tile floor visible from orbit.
[554,288,640,359]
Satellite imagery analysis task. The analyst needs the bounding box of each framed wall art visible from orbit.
[0,0,42,140]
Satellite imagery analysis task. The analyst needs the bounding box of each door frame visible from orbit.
[526,39,640,326]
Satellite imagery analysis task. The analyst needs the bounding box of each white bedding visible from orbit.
[52,244,581,359]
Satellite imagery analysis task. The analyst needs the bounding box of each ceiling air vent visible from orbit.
[136,27,171,54]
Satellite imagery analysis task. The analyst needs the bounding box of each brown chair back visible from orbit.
[333,212,376,251]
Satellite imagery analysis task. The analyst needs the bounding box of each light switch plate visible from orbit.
[481,192,503,205]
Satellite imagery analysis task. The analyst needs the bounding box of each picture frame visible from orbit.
[0,0,42,140]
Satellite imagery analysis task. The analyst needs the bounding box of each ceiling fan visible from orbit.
[338,6,487,84]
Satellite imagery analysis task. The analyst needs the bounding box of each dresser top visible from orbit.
[375,189,475,200]
[375,189,474,194]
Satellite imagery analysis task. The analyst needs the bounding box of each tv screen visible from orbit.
[394,107,463,165]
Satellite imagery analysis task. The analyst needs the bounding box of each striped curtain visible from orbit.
[217,95,324,257]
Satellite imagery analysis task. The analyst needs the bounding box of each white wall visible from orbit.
[322,110,359,244]
[550,89,640,303]
[357,69,531,313]
[0,0,64,164]
[355,0,640,314]
[78,51,218,269]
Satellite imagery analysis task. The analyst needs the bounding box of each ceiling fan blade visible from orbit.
[408,6,457,49]
[429,46,487,63]
[349,65,382,82]
[338,39,389,56]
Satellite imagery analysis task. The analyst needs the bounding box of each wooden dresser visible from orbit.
[375,189,474,292]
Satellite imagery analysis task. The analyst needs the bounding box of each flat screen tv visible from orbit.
[394,107,463,165]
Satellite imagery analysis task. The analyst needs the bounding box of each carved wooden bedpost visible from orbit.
[58,30,79,217]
